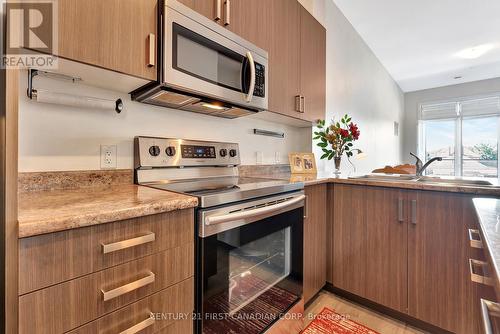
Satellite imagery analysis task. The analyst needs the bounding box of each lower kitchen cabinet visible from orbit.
[365,187,407,313]
[331,184,367,297]
[331,184,482,333]
[332,185,407,312]
[303,184,327,303]
[407,191,481,334]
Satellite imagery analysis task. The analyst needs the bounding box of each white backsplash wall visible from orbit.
[18,72,311,172]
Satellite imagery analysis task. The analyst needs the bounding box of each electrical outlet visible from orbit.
[100,145,117,169]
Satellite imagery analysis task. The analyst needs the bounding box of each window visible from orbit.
[419,96,500,178]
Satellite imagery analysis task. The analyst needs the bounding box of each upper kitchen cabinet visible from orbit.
[299,6,326,123]
[221,0,302,120]
[177,0,220,23]
[58,0,158,80]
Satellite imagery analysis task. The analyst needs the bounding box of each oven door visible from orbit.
[164,0,268,110]
[196,192,304,334]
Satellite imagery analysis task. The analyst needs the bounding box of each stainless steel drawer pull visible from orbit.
[295,95,301,112]
[481,299,500,334]
[398,198,404,222]
[224,0,230,26]
[468,229,483,249]
[215,0,222,21]
[102,232,155,254]
[304,195,308,219]
[147,33,155,67]
[102,271,155,301]
[119,316,155,334]
[410,199,417,225]
[469,259,494,286]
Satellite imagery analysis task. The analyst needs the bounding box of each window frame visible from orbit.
[417,93,500,178]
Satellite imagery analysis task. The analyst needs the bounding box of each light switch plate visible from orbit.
[100,145,117,169]
[394,121,399,136]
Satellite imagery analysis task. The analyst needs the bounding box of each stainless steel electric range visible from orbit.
[134,136,305,334]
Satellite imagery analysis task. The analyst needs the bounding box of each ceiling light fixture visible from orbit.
[455,43,496,59]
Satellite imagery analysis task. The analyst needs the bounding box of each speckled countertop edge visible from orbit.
[18,184,198,238]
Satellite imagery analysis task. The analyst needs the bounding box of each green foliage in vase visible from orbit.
[313,115,360,160]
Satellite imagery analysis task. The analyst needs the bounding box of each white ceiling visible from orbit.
[331,0,500,92]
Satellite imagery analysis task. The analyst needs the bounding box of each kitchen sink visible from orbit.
[348,174,418,182]
[416,176,493,186]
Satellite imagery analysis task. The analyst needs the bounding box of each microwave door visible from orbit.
[241,52,256,103]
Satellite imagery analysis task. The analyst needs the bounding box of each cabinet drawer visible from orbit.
[19,209,194,294]
[19,244,193,334]
[67,277,194,334]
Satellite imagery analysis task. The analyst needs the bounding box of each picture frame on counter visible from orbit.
[289,152,317,174]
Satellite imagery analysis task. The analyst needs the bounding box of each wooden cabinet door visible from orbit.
[299,6,326,123]
[177,0,219,23]
[332,184,367,296]
[303,184,327,303]
[58,0,157,80]
[224,0,269,49]
[365,187,407,313]
[408,191,479,334]
[268,0,301,119]
[228,0,301,119]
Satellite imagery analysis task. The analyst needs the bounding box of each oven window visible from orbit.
[172,23,244,93]
[199,208,302,334]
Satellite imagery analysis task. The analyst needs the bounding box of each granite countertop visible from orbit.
[18,184,198,238]
[273,173,500,196]
[472,198,500,294]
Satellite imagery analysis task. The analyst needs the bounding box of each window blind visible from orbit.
[420,102,458,120]
[420,95,500,120]
[460,96,500,117]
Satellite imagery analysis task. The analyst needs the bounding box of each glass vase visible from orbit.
[334,156,342,174]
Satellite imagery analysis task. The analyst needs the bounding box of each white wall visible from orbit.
[308,0,405,173]
[18,72,311,172]
[402,77,500,163]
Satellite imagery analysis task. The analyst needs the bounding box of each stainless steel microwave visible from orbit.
[132,0,268,119]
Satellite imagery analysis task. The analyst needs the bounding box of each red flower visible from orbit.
[339,129,350,138]
[349,123,360,140]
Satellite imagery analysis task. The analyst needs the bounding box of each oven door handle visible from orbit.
[205,194,305,226]
[245,51,256,103]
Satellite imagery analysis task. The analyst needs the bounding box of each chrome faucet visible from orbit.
[410,152,443,176]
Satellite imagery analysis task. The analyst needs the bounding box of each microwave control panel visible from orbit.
[254,63,265,98]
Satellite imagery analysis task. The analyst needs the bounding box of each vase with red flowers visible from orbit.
[314,115,361,174]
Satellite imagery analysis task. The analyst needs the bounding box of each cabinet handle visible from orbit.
[398,198,404,223]
[295,95,301,112]
[119,316,155,334]
[468,229,483,249]
[102,232,155,254]
[102,271,155,301]
[147,33,155,67]
[481,299,500,334]
[301,96,306,113]
[304,195,308,219]
[224,0,230,26]
[215,0,222,21]
[410,199,417,225]
[469,259,494,286]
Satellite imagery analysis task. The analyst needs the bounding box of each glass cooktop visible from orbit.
[144,176,304,208]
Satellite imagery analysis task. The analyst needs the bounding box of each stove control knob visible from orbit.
[229,149,238,157]
[219,149,228,157]
[165,146,176,157]
[149,145,161,157]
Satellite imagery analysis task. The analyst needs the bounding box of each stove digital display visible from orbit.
[181,145,216,158]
